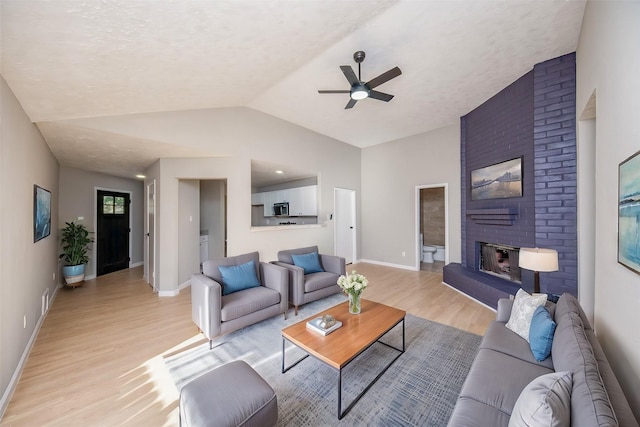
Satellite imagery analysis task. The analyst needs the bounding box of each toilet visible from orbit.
[433,245,445,262]
[422,245,437,263]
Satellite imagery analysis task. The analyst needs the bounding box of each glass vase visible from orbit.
[348,293,361,314]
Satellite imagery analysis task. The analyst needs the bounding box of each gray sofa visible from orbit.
[272,246,346,315]
[448,293,638,427]
[190,251,288,349]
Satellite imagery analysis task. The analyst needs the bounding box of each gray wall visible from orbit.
[0,77,60,415]
[58,167,144,279]
[577,1,640,417]
[361,124,461,268]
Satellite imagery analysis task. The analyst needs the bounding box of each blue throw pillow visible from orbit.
[529,305,557,361]
[291,251,324,274]
[218,260,261,296]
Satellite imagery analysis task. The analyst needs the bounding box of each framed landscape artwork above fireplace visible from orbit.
[471,157,522,201]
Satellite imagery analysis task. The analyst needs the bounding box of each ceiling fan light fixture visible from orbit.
[350,83,369,100]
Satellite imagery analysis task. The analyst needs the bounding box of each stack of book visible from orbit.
[306,317,342,335]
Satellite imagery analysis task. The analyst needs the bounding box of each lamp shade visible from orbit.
[519,248,559,272]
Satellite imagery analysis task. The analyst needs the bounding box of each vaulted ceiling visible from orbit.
[1,0,586,178]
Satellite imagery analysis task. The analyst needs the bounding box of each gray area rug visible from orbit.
[165,294,481,426]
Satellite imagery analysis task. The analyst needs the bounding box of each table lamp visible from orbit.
[519,247,559,294]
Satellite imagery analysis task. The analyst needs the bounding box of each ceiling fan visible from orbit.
[318,51,402,109]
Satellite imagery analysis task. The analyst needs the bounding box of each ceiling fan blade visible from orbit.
[318,90,350,94]
[369,90,394,102]
[340,65,359,86]
[366,66,402,89]
[345,98,357,109]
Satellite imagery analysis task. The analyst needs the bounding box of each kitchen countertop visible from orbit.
[250,223,324,232]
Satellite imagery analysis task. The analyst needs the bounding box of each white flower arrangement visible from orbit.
[337,270,368,297]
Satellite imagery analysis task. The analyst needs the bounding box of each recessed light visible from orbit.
[136,174,146,179]
[275,170,284,174]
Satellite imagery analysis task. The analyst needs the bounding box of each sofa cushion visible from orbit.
[480,322,554,370]
[554,292,592,330]
[585,329,639,427]
[218,260,261,295]
[506,289,548,342]
[221,286,281,322]
[552,311,618,427]
[447,396,512,427]
[509,371,573,427]
[529,306,557,362]
[457,348,553,417]
[304,271,339,293]
[291,251,324,274]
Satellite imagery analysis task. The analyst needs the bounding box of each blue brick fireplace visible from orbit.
[444,53,577,309]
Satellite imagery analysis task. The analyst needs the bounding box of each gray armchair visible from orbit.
[273,246,346,315]
[190,251,288,349]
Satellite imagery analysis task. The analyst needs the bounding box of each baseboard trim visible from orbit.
[157,280,190,297]
[130,261,144,268]
[357,259,419,272]
[0,284,60,418]
[441,280,497,312]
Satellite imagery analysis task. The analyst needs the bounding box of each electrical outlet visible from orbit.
[53,272,56,281]
[402,251,406,257]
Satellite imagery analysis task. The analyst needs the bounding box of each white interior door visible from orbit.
[335,188,356,264]
[146,180,156,291]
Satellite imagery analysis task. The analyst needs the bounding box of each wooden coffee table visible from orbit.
[281,299,405,419]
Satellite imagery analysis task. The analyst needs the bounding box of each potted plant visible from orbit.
[59,221,94,287]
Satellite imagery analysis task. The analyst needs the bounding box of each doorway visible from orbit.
[334,188,356,264]
[415,184,448,271]
[96,189,131,276]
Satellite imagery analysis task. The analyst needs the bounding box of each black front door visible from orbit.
[97,190,130,276]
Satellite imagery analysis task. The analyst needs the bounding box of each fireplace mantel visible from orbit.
[466,208,519,226]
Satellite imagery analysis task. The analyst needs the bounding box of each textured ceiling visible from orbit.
[1,0,586,178]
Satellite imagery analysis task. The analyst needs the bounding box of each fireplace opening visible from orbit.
[479,242,521,283]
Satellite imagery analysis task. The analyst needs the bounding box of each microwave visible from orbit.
[273,202,289,216]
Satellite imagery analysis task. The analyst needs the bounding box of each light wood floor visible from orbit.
[1,262,494,426]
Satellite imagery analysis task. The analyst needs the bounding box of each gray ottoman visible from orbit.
[179,360,277,427]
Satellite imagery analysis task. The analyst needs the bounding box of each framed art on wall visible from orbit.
[618,149,640,274]
[34,185,51,242]
[471,157,523,201]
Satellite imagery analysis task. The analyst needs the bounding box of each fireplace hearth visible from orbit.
[479,243,521,283]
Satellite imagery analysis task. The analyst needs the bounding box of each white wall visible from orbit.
[576,1,640,417]
[361,124,461,268]
[58,167,145,278]
[0,77,60,415]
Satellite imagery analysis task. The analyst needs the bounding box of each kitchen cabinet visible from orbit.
[252,185,317,217]
[263,192,275,217]
[251,192,264,206]
[288,185,317,216]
